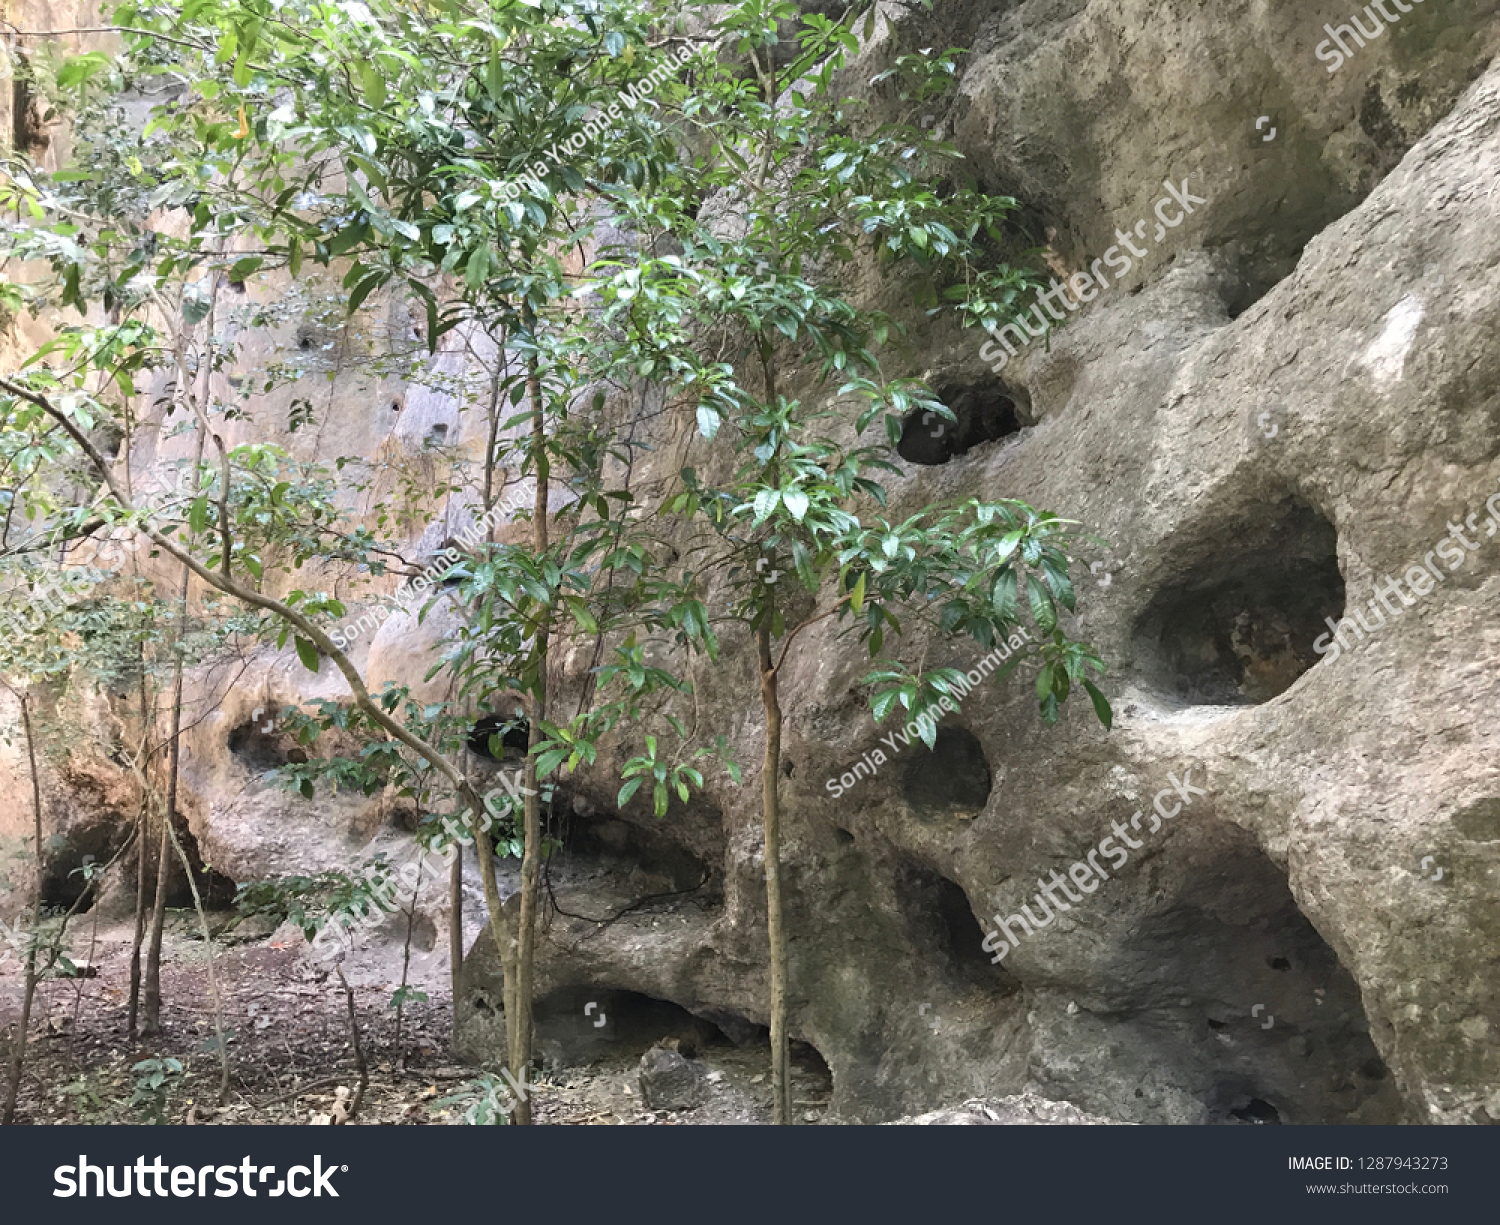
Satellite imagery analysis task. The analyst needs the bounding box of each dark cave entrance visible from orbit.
[1132,499,1344,705]
[897,861,1021,994]
[1086,818,1400,1125]
[897,380,1024,466]
[898,727,993,818]
[532,986,751,1065]
[467,714,530,760]
[228,716,310,773]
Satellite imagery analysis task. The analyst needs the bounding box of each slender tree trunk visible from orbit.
[128,643,155,1037]
[144,415,206,1036]
[448,843,463,1030]
[2,691,44,1125]
[756,626,791,1125]
[127,793,148,1037]
[509,342,550,1125]
[164,814,230,1104]
[395,856,421,1059]
[141,798,170,1034]
[449,346,502,1038]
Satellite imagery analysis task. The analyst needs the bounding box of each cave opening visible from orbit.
[1132,499,1344,705]
[467,714,530,760]
[898,727,993,818]
[896,380,1024,466]
[227,718,310,773]
[897,861,1021,994]
[1088,819,1401,1125]
[532,985,744,1065]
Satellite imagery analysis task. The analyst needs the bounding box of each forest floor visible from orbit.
[0,912,832,1125]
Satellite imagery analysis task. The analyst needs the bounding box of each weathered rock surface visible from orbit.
[638,1046,711,1112]
[460,25,1500,1125]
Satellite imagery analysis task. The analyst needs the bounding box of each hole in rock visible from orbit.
[532,986,741,1066]
[1132,499,1343,705]
[467,714,529,760]
[898,727,992,818]
[545,791,716,897]
[897,861,1019,992]
[428,423,449,444]
[162,819,238,910]
[1229,1097,1282,1125]
[896,380,1023,466]
[1113,820,1400,1125]
[40,821,126,909]
[228,720,310,773]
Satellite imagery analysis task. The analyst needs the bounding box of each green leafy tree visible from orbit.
[570,3,1111,1121]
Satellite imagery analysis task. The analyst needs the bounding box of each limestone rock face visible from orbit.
[461,18,1500,1125]
[7,1,1500,1126]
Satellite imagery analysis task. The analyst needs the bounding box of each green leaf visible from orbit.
[991,568,1017,621]
[360,64,388,109]
[696,404,720,440]
[1026,574,1057,633]
[1036,663,1054,700]
[1083,679,1113,730]
[782,487,809,522]
[1040,556,1076,611]
[850,571,866,615]
[565,596,597,634]
[617,777,644,807]
[294,636,320,673]
[188,495,210,535]
[752,488,780,524]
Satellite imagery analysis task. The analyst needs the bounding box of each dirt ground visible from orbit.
[0,913,832,1126]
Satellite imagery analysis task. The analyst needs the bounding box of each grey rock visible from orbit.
[638,1046,709,1112]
